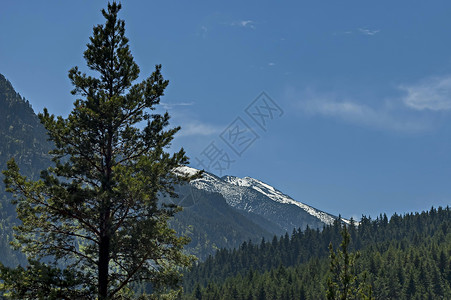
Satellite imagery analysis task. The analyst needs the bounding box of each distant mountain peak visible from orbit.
[174,165,200,177]
[176,166,342,231]
[223,175,337,225]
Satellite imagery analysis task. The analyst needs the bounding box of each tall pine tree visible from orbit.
[0,2,196,299]
[326,224,373,300]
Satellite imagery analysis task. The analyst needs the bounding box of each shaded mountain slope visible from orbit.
[0,73,52,266]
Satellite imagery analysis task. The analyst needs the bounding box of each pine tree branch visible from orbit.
[47,223,99,245]
[15,181,101,236]
[109,251,151,298]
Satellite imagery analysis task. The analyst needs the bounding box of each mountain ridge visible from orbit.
[175,166,342,233]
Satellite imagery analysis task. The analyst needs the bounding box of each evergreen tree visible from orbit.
[0,2,196,299]
[194,284,202,300]
[326,224,373,300]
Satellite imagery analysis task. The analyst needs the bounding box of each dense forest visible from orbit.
[168,187,274,260]
[0,74,52,267]
[183,207,451,299]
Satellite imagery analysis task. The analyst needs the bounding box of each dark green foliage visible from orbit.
[0,74,53,267]
[0,260,91,299]
[183,219,345,291]
[327,224,373,300]
[184,207,451,299]
[169,187,273,261]
[0,74,51,178]
[1,2,195,299]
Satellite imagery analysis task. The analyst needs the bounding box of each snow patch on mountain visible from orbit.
[173,165,353,230]
[223,176,337,225]
[174,166,200,177]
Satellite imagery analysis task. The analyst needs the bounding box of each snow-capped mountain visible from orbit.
[175,166,340,233]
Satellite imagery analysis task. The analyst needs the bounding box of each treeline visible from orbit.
[183,207,451,299]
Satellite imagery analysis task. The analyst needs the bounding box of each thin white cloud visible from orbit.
[290,89,430,133]
[230,20,256,29]
[290,75,451,133]
[164,106,222,137]
[333,30,353,36]
[334,28,379,36]
[400,76,451,111]
[268,62,276,66]
[198,25,208,38]
[177,121,222,137]
[304,99,425,132]
[160,101,194,109]
[358,28,380,36]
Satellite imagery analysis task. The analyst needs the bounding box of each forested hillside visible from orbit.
[169,186,274,260]
[0,74,52,267]
[183,207,451,299]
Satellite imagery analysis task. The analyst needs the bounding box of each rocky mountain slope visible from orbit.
[175,166,339,234]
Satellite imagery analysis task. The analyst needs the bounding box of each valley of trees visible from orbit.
[183,207,451,299]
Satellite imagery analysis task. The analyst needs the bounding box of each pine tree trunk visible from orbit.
[99,217,111,299]
[99,136,112,299]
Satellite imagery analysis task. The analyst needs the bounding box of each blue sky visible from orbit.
[2,0,451,219]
